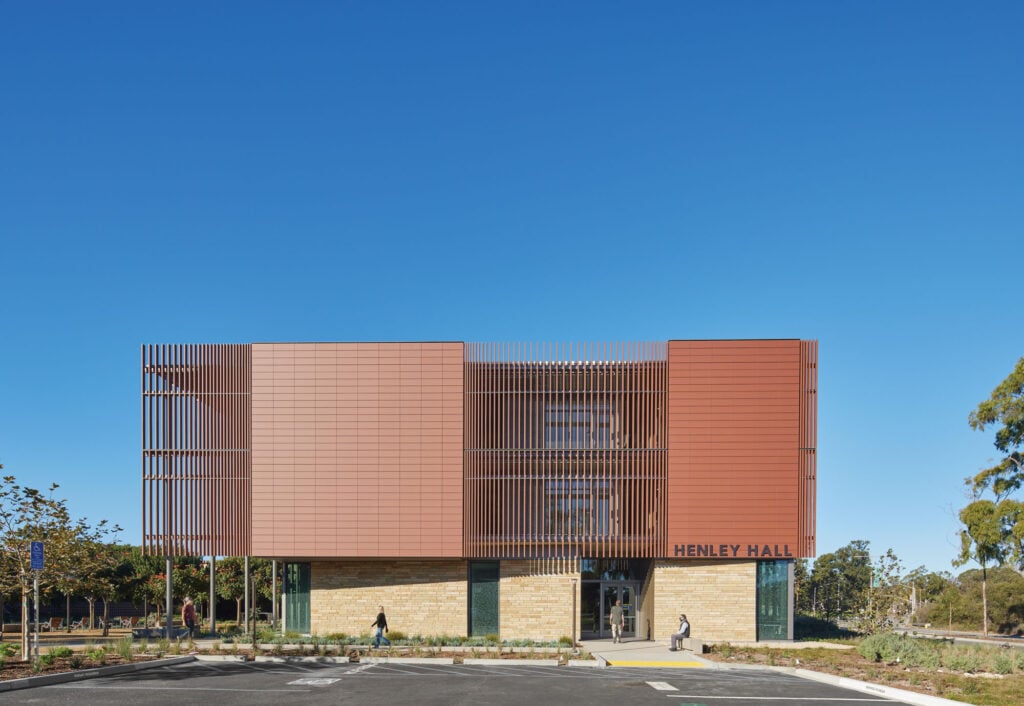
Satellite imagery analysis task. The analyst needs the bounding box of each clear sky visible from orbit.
[1,2,1021,575]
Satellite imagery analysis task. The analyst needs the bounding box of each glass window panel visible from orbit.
[469,561,500,636]
[757,560,790,641]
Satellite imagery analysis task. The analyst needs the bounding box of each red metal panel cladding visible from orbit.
[666,340,817,560]
[249,342,464,558]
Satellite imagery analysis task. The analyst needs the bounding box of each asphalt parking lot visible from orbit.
[3,660,900,706]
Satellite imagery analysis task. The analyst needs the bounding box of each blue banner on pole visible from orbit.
[30,541,44,571]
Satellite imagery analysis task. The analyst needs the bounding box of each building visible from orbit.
[142,339,817,642]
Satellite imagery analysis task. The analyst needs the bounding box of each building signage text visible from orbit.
[674,543,793,558]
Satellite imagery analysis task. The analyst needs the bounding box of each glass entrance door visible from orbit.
[581,581,638,639]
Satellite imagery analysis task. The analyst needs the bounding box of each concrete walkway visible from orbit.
[580,638,712,667]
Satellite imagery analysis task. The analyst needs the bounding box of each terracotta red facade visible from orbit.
[142,339,817,560]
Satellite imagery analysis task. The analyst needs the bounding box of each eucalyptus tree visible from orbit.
[965,357,1024,572]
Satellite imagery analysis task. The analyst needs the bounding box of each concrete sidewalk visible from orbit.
[580,638,712,667]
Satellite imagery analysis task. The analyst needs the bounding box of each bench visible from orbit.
[680,637,706,653]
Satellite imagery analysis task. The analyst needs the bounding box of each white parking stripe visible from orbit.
[51,685,310,693]
[647,681,678,690]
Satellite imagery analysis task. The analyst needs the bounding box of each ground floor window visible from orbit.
[284,562,310,635]
[757,560,791,640]
[469,561,499,637]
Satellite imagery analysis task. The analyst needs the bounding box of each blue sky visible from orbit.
[1,2,1021,575]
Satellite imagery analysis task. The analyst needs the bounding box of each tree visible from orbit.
[965,357,1024,572]
[0,472,79,660]
[954,500,1004,635]
[216,556,277,624]
[808,540,872,620]
[143,557,208,628]
[855,548,912,634]
[216,557,247,622]
[73,540,131,635]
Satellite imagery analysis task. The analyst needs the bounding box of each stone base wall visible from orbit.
[638,566,656,640]
[500,560,580,641]
[652,559,756,642]
[310,560,467,637]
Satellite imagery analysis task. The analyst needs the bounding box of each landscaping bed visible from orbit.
[706,635,1024,706]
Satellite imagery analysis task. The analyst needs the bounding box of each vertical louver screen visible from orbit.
[142,344,252,556]
[464,343,667,559]
[798,340,818,557]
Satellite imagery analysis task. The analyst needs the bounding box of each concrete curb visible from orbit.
[788,667,966,706]
[255,656,350,664]
[361,657,455,665]
[194,655,248,662]
[0,655,195,693]
[568,659,605,668]
[462,658,560,666]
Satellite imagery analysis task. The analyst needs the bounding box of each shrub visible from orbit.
[68,654,86,669]
[39,653,56,666]
[992,651,1015,675]
[87,647,106,664]
[50,646,74,659]
[794,614,856,641]
[857,632,939,668]
[0,643,18,657]
[557,635,573,647]
[117,636,134,661]
[941,646,982,673]
[388,631,407,642]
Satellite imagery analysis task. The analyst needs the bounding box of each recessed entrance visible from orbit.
[580,580,639,639]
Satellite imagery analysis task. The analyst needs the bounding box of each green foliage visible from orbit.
[857,633,939,668]
[855,549,913,635]
[49,646,73,658]
[1,643,19,657]
[992,651,1015,675]
[557,635,573,647]
[793,614,855,640]
[0,469,121,655]
[387,630,407,641]
[941,646,982,672]
[86,647,106,664]
[68,654,85,668]
[964,358,1024,573]
[117,636,134,661]
[39,653,56,666]
[804,540,872,619]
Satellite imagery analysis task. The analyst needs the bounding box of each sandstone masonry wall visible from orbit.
[499,560,580,641]
[310,560,468,637]
[653,559,756,642]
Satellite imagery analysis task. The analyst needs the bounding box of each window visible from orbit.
[544,403,613,449]
[469,561,500,636]
[757,560,791,640]
[544,480,610,537]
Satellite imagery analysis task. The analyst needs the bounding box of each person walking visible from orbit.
[182,597,197,640]
[371,606,391,648]
[669,613,690,651]
[609,599,624,643]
